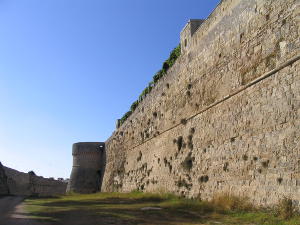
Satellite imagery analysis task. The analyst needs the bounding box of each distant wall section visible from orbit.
[4,167,67,197]
[0,162,9,195]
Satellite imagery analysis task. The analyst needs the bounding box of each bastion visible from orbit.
[67,142,105,193]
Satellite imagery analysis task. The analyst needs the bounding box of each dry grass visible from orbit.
[211,193,254,212]
[275,197,298,220]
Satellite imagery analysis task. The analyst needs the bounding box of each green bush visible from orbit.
[119,44,181,127]
[276,197,297,219]
[120,110,132,125]
[153,70,165,83]
[211,193,254,212]
[130,100,139,112]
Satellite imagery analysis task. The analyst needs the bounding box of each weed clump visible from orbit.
[275,197,298,220]
[211,193,254,212]
[117,44,181,127]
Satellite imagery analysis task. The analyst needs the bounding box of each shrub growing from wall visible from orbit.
[118,44,181,127]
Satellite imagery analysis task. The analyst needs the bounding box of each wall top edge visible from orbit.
[180,19,205,34]
[73,142,105,146]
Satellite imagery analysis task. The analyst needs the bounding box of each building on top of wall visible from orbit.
[180,19,204,55]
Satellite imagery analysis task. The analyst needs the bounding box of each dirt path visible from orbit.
[0,196,23,217]
[0,196,43,225]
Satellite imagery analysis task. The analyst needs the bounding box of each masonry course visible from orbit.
[101,0,300,208]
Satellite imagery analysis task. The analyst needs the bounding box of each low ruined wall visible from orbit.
[4,167,31,196]
[4,167,67,197]
[0,162,9,195]
[102,0,300,208]
[30,175,67,197]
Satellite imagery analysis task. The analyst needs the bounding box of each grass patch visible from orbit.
[20,192,300,225]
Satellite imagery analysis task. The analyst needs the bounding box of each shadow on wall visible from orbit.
[0,162,9,195]
[101,143,106,192]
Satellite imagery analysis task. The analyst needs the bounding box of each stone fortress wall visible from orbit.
[0,162,9,195]
[3,166,67,197]
[102,0,300,207]
[4,167,31,196]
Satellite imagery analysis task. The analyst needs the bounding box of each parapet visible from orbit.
[72,142,105,156]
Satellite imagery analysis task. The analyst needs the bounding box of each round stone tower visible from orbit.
[67,142,105,194]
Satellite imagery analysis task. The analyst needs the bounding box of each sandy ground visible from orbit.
[0,196,41,225]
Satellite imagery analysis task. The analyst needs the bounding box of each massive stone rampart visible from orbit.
[4,167,67,197]
[102,0,300,207]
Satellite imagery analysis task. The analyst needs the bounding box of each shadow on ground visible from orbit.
[2,217,52,225]
[14,196,214,225]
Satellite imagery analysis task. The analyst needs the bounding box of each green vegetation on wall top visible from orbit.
[117,44,181,127]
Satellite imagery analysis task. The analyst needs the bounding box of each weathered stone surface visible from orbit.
[0,162,9,195]
[102,0,300,208]
[67,142,105,194]
[4,166,67,197]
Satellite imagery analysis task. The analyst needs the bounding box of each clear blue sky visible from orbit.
[0,0,220,179]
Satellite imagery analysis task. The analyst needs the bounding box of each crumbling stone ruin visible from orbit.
[67,142,105,193]
[0,165,67,197]
[97,0,300,208]
[0,162,9,195]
